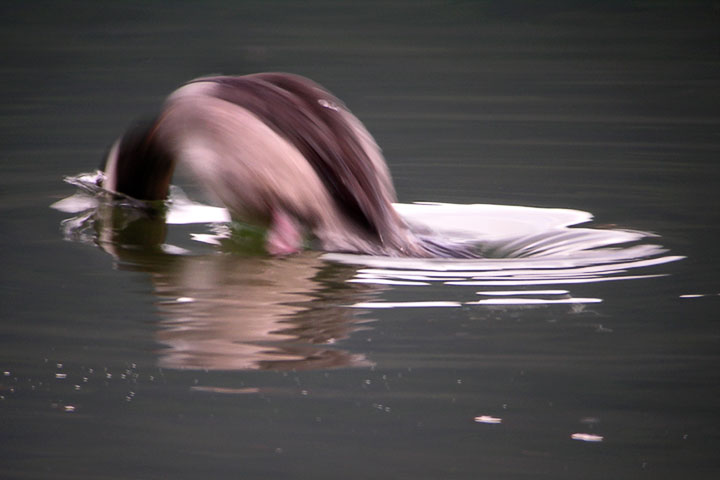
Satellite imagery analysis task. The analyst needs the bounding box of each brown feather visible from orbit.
[191,74,393,243]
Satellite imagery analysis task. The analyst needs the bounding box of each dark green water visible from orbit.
[2,1,719,479]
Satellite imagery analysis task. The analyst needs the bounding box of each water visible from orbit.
[2,1,719,479]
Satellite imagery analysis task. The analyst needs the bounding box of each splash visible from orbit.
[51,171,231,225]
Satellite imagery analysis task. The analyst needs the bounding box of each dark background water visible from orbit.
[1,1,719,479]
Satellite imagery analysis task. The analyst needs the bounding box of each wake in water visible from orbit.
[325,203,682,309]
[53,171,682,289]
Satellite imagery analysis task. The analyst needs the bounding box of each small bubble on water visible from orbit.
[64,405,76,413]
[474,415,502,424]
[571,433,604,442]
[55,373,67,379]
[74,385,81,391]
[3,371,10,376]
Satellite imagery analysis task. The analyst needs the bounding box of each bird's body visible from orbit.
[102,73,475,257]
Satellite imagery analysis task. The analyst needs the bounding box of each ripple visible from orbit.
[349,301,463,309]
[326,204,681,276]
[53,173,683,315]
[325,202,682,308]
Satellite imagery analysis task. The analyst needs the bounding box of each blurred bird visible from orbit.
[101,73,475,257]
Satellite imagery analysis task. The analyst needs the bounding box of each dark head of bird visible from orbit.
[101,73,477,258]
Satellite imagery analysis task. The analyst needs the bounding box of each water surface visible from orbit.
[2,2,719,479]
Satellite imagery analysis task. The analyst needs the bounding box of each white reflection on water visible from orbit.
[52,172,683,371]
[474,415,503,424]
[571,433,605,443]
[350,301,463,309]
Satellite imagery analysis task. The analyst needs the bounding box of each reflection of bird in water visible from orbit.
[153,253,374,371]
[101,73,476,258]
[76,205,378,372]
